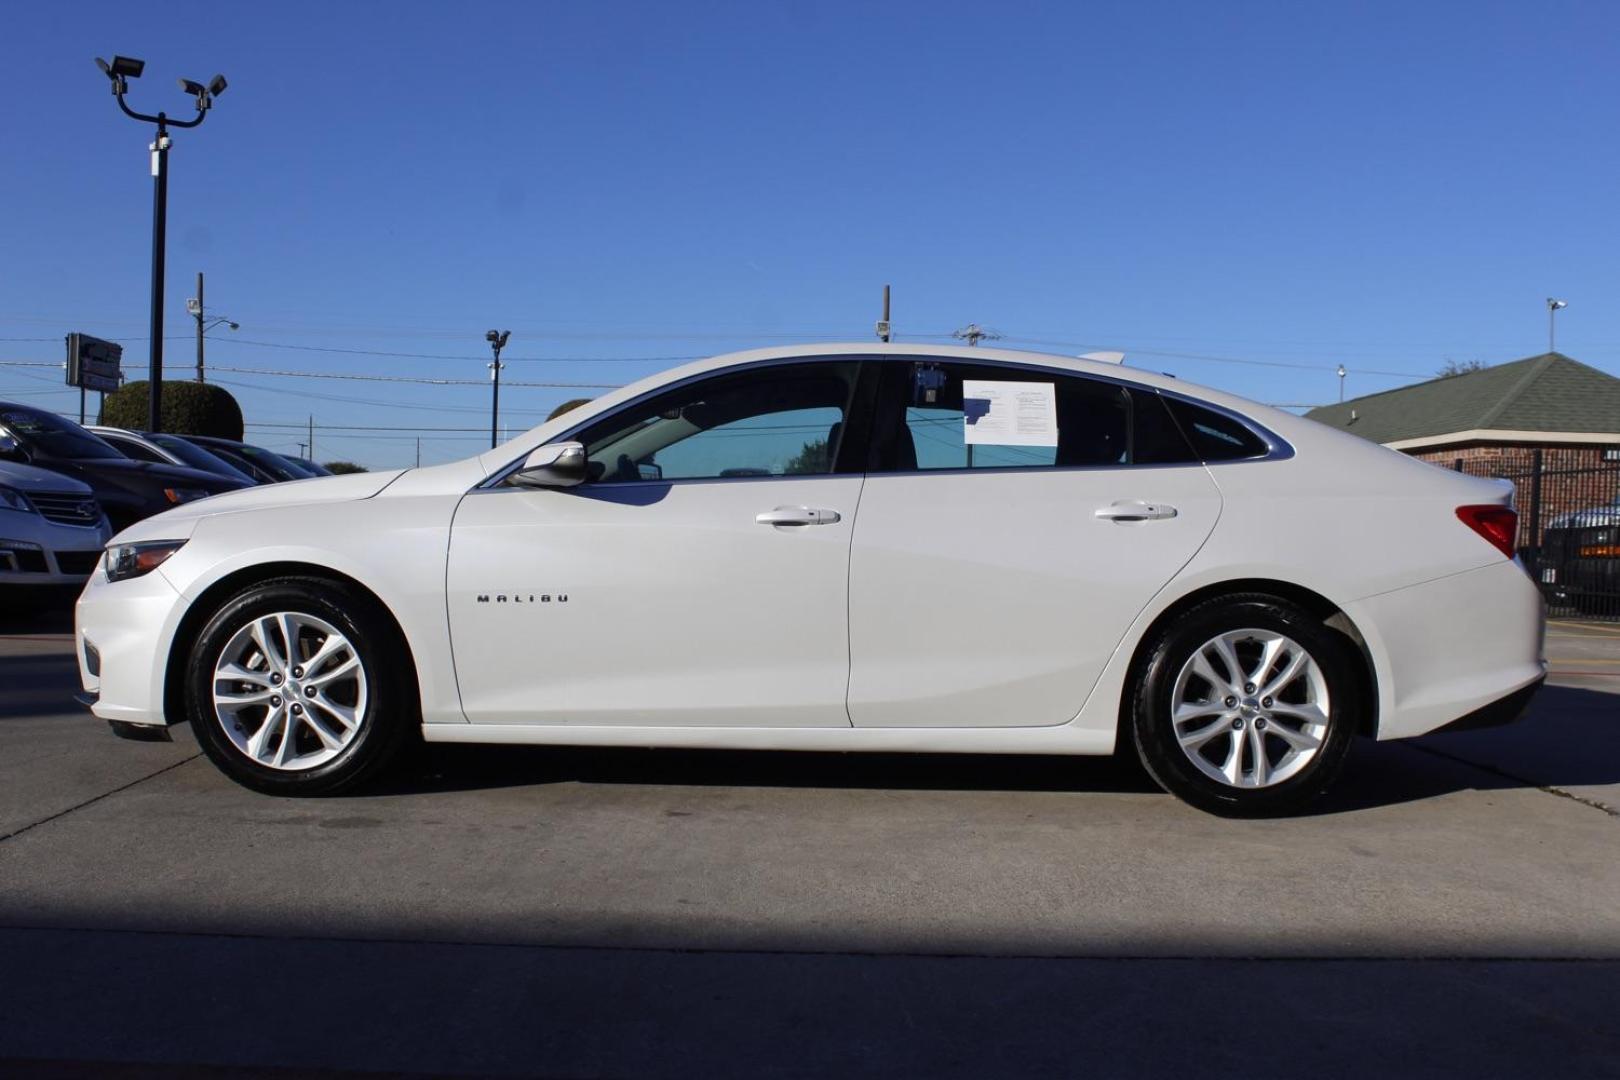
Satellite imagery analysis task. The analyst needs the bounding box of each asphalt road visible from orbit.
[1,589,1617,1078]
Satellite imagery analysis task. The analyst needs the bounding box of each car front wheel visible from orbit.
[186,576,414,795]
[1130,594,1363,817]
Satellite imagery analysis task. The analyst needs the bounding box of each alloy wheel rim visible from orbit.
[1170,628,1329,789]
[212,611,368,771]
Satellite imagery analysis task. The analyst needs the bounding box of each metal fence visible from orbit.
[1456,451,1620,619]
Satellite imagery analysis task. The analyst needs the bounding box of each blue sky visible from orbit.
[2,0,1616,467]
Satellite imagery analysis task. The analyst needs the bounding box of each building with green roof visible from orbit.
[1306,352,1620,468]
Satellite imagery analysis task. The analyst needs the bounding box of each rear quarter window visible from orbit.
[1163,397,1271,462]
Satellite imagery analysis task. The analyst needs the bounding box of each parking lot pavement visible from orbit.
[2,595,1618,1078]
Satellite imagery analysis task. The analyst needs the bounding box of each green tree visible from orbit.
[99,381,244,439]
[784,437,829,475]
[323,461,369,474]
[1436,359,1488,379]
[548,397,593,421]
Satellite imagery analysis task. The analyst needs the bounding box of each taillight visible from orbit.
[1456,505,1517,558]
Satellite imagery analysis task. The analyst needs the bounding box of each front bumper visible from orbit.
[75,562,188,728]
[0,542,106,585]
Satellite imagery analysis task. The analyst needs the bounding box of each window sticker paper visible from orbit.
[961,380,1059,447]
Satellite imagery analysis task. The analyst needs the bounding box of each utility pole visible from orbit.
[308,415,314,462]
[194,272,203,382]
[1547,298,1567,353]
[187,272,239,383]
[952,323,1001,348]
[415,438,421,468]
[876,284,891,342]
[95,56,228,432]
[486,329,511,449]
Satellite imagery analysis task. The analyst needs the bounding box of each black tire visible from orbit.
[1130,593,1364,817]
[186,576,416,795]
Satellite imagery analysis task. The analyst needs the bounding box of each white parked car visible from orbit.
[1,460,111,586]
[75,345,1546,815]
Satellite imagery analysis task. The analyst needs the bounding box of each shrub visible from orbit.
[323,461,368,474]
[100,381,244,439]
[548,397,593,421]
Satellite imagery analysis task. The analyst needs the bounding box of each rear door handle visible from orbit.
[1095,499,1178,522]
[756,506,842,527]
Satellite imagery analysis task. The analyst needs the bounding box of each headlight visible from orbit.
[0,485,34,514]
[105,540,187,582]
[163,487,210,505]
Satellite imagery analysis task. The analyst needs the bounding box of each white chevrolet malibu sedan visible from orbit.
[75,345,1545,815]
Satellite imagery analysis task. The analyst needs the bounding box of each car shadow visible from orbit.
[374,683,1620,816]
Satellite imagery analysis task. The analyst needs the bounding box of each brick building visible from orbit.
[1306,352,1620,544]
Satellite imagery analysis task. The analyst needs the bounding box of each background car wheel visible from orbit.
[186,576,415,795]
[1130,594,1364,817]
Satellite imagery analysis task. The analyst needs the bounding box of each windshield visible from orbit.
[235,443,313,479]
[0,405,124,460]
[148,433,254,481]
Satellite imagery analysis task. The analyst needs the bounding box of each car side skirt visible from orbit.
[422,723,1117,756]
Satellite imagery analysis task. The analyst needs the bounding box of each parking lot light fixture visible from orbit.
[94,55,228,432]
[487,330,511,449]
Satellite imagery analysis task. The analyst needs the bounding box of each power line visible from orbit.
[224,338,701,364]
[207,364,620,389]
[210,375,558,416]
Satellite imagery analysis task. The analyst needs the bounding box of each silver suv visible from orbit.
[0,460,112,586]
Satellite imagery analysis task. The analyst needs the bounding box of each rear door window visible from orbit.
[871,361,1199,471]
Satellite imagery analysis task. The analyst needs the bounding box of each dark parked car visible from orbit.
[1542,500,1620,616]
[0,402,250,532]
[88,425,259,485]
[178,435,315,484]
[289,456,333,476]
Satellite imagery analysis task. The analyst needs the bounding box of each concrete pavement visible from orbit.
[1,593,1616,1077]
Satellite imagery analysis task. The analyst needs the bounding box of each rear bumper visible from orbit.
[1427,676,1544,735]
[1347,559,1547,741]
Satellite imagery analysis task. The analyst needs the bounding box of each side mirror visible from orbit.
[510,441,587,489]
[0,434,24,462]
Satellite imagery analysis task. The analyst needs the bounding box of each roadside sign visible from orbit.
[66,333,123,393]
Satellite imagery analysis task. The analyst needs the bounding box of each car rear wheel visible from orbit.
[186,577,414,795]
[1130,594,1363,817]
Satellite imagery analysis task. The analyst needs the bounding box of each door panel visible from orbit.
[846,357,1221,729]
[448,476,862,727]
[847,466,1219,727]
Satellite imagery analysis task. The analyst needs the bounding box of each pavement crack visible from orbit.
[0,753,202,845]
[1404,742,1620,819]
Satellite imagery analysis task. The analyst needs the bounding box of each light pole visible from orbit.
[186,272,238,383]
[1547,298,1567,353]
[486,330,511,448]
[95,55,227,433]
[1336,363,1347,402]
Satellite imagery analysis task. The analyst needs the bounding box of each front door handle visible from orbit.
[756,506,841,527]
[1095,499,1178,522]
